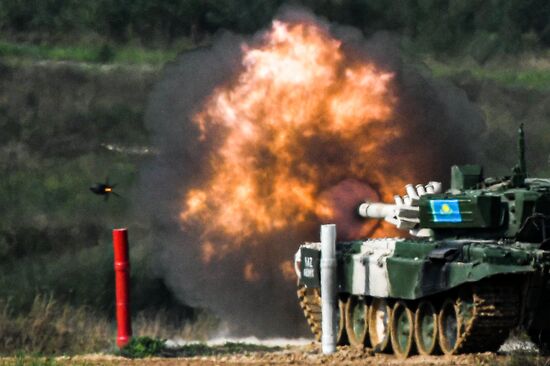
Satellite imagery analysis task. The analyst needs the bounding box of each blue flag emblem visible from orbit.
[430,200,462,223]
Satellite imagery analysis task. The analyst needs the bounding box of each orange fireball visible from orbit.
[181,19,404,259]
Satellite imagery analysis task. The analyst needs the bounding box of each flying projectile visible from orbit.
[90,177,120,201]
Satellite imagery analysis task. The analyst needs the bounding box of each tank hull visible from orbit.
[299,239,542,298]
[296,238,550,355]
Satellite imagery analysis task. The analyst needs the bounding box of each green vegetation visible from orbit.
[2,356,60,366]
[0,1,549,68]
[169,342,282,357]
[118,337,165,358]
[116,337,283,359]
[118,338,282,358]
[0,0,549,56]
[427,56,550,91]
[0,40,191,65]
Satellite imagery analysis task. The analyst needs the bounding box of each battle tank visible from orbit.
[294,125,550,357]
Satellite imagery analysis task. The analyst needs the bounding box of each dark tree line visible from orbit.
[0,0,549,53]
[0,0,282,43]
[0,0,550,51]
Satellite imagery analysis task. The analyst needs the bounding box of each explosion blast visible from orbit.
[182,20,401,260]
[142,8,486,336]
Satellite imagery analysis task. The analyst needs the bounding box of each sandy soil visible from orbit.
[45,344,528,366]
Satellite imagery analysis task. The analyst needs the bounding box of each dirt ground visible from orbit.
[62,354,501,366]
[26,344,549,366]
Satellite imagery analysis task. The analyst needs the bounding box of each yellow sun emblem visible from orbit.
[441,203,452,214]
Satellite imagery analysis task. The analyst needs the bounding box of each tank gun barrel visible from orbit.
[357,181,442,237]
[357,201,419,229]
[357,202,396,219]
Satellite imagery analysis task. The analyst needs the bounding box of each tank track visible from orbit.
[297,276,520,355]
[297,285,322,341]
[455,276,520,353]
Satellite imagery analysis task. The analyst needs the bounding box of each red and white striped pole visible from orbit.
[113,228,132,348]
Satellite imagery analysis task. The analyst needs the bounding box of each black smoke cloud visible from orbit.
[138,7,487,337]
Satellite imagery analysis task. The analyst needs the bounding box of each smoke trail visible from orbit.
[139,7,486,337]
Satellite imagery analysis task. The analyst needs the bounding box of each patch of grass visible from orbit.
[0,40,186,65]
[0,296,112,355]
[0,354,95,366]
[118,337,165,359]
[426,59,550,91]
[4,354,58,366]
[117,338,282,359]
[133,309,219,342]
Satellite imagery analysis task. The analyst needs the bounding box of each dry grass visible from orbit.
[0,295,220,356]
[425,56,550,91]
[0,296,112,355]
[134,310,219,342]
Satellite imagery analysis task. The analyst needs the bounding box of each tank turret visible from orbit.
[356,125,550,243]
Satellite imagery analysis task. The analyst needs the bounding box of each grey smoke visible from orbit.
[139,7,489,337]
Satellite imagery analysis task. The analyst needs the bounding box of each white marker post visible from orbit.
[320,224,337,354]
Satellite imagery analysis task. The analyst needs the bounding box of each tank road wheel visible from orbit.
[414,301,439,356]
[337,298,349,345]
[391,301,415,358]
[368,298,392,353]
[438,298,460,355]
[345,296,368,347]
